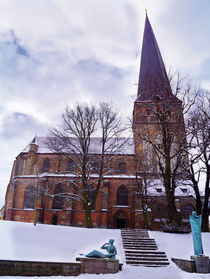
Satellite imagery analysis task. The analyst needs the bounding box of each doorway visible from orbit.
[116,218,126,229]
[53,215,58,225]
[114,211,127,228]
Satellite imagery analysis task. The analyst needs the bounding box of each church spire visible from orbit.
[136,14,174,102]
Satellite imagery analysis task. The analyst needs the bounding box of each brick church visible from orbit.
[4,14,195,230]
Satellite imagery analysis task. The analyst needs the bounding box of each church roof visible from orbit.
[22,136,135,155]
[136,14,179,102]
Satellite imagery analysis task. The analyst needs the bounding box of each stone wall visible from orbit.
[76,257,121,274]
[172,258,196,273]
[0,259,81,276]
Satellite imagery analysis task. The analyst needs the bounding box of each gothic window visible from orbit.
[83,188,96,210]
[24,185,35,209]
[118,161,126,174]
[103,180,110,187]
[89,188,96,210]
[117,185,128,206]
[154,204,167,218]
[42,158,50,172]
[92,160,100,174]
[14,158,24,176]
[15,160,20,176]
[142,141,152,169]
[181,204,194,219]
[52,184,65,210]
[66,159,75,172]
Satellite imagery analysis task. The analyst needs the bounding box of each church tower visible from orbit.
[133,13,185,175]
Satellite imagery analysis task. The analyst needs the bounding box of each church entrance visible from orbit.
[52,215,58,225]
[116,218,126,229]
[114,211,127,229]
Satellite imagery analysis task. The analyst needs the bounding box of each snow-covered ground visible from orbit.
[0,220,210,279]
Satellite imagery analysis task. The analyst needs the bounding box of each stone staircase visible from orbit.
[121,229,170,267]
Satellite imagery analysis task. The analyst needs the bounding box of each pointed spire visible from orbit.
[31,135,38,145]
[136,14,174,102]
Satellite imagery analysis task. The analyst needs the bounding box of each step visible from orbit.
[123,243,157,246]
[122,233,149,235]
[121,229,148,233]
[123,238,154,240]
[125,254,167,259]
[123,242,157,245]
[125,255,167,259]
[126,256,168,261]
[123,241,156,244]
[121,229,169,267]
[123,247,157,251]
[123,246,158,250]
[122,237,154,240]
[126,260,170,265]
[125,250,165,254]
[128,263,170,267]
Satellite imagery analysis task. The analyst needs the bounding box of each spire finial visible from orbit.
[145,9,147,14]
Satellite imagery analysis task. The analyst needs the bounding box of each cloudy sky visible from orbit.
[0,0,210,207]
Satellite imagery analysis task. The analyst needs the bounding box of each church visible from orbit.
[4,14,195,230]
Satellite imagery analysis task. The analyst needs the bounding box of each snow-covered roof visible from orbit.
[22,136,135,155]
[146,179,195,197]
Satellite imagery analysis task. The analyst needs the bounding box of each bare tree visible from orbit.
[47,102,126,228]
[133,73,198,224]
[185,94,210,231]
[133,151,155,229]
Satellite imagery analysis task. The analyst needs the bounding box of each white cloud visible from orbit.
[0,0,209,206]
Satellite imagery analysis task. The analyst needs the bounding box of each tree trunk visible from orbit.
[143,210,149,229]
[189,164,202,215]
[85,204,93,228]
[165,189,180,223]
[194,185,202,215]
[202,213,209,232]
[201,161,209,232]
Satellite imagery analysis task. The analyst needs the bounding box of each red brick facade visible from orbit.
[4,144,195,230]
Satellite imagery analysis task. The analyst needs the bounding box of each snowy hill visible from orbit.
[0,220,210,279]
[0,220,124,263]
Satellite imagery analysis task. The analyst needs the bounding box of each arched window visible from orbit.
[154,204,167,218]
[42,158,50,172]
[89,188,96,210]
[24,185,35,209]
[52,184,65,210]
[14,158,23,176]
[92,160,100,174]
[118,161,126,174]
[182,204,194,219]
[66,159,75,172]
[117,185,128,206]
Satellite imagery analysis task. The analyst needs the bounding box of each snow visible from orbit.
[0,220,124,263]
[0,220,210,279]
[16,174,137,179]
[146,179,195,197]
[22,136,135,155]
